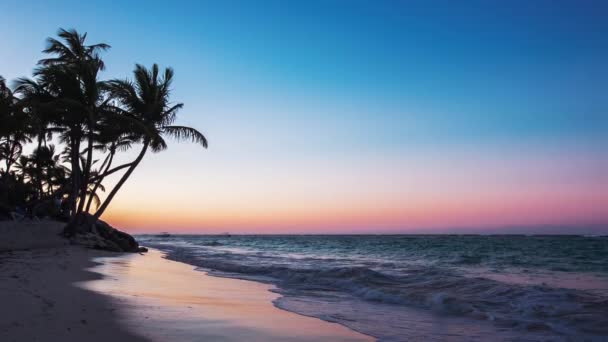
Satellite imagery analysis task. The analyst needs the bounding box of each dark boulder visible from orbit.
[63,213,145,253]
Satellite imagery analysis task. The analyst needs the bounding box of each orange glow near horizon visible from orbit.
[103,175,608,234]
[99,139,607,234]
[105,199,604,234]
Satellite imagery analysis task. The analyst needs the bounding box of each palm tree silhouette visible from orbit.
[2,28,208,233]
[0,77,31,174]
[35,28,111,218]
[93,64,207,219]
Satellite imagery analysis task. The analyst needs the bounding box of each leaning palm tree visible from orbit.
[84,121,135,213]
[92,64,207,219]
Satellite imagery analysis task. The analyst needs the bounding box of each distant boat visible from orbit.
[221,232,232,238]
[155,232,171,238]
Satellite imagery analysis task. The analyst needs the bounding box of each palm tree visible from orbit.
[35,28,111,218]
[13,77,60,149]
[13,77,64,199]
[0,76,11,127]
[38,29,110,69]
[93,64,207,219]
[3,29,208,235]
[84,122,134,212]
[0,76,9,126]
[0,77,31,174]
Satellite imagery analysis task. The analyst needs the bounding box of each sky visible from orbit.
[1,0,607,234]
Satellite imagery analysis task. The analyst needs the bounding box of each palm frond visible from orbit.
[163,125,208,148]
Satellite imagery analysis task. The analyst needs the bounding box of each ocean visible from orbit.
[138,235,608,341]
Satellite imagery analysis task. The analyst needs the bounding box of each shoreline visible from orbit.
[83,248,372,341]
[142,235,608,341]
[0,234,372,341]
[2,225,607,341]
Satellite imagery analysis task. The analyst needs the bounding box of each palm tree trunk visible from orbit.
[85,150,114,212]
[35,137,44,200]
[2,139,16,190]
[77,119,95,215]
[5,138,16,173]
[93,140,149,220]
[90,161,133,181]
[69,138,80,219]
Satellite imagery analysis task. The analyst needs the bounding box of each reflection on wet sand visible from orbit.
[81,249,372,342]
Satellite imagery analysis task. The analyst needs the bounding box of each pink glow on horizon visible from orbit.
[99,143,607,234]
[104,188,608,234]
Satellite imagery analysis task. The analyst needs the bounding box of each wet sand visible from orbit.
[81,249,373,341]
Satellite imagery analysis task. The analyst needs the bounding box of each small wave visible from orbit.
[198,241,223,247]
[454,254,485,265]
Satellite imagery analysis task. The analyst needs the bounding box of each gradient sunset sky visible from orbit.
[2,0,607,233]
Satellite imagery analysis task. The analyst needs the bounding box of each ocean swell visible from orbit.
[140,235,608,341]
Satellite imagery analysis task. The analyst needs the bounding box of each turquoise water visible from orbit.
[139,235,608,341]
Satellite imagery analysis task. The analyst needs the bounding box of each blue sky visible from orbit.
[1,1,607,232]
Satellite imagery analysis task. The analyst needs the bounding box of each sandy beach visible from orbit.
[0,245,146,341]
[0,222,372,341]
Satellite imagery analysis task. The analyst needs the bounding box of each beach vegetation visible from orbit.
[0,29,207,230]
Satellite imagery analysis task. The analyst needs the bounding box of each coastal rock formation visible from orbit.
[64,214,145,253]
